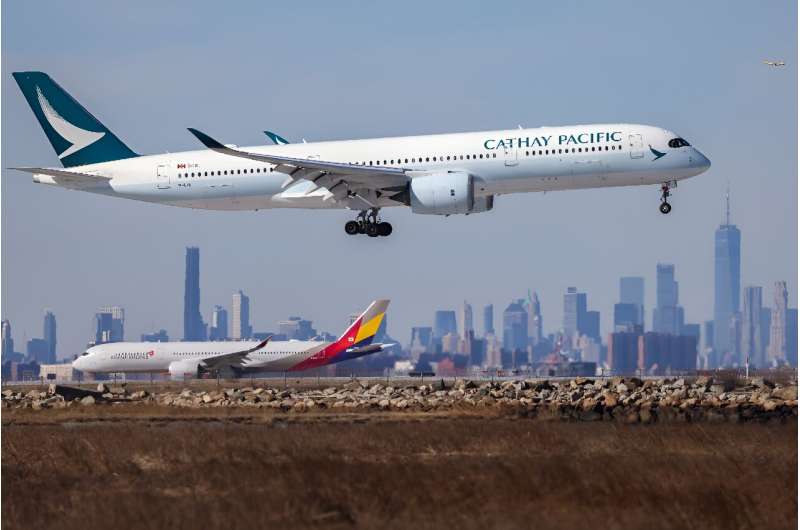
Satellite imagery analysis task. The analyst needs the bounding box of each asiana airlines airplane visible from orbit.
[13,71,710,238]
[72,300,391,379]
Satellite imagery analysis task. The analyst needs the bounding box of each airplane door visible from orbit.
[628,134,644,159]
[503,145,518,167]
[156,164,171,189]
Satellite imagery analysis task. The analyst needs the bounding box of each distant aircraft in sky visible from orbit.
[763,60,786,67]
[13,71,710,237]
[73,299,391,379]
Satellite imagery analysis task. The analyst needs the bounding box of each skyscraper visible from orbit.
[231,290,252,340]
[768,281,788,364]
[43,311,57,363]
[714,191,741,355]
[2,319,14,360]
[653,264,684,335]
[183,247,206,341]
[787,309,798,368]
[563,287,586,339]
[502,301,528,352]
[619,276,645,327]
[483,304,494,336]
[434,310,457,338]
[209,305,228,341]
[741,286,763,367]
[458,301,474,340]
[95,306,125,344]
[526,291,543,345]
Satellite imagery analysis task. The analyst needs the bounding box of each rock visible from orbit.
[97,383,109,393]
[615,383,629,394]
[627,377,644,388]
[378,399,390,409]
[673,378,686,388]
[762,400,780,412]
[202,394,213,403]
[772,386,798,401]
[750,377,775,389]
[601,392,619,408]
[80,396,96,406]
[710,379,734,394]
[694,376,711,390]
[1,389,14,398]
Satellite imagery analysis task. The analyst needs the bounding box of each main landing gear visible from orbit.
[659,183,673,214]
[344,208,393,237]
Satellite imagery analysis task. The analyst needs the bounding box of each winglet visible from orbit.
[243,336,272,355]
[187,128,228,150]
[264,131,290,145]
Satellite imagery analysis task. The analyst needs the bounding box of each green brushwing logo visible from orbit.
[649,145,666,161]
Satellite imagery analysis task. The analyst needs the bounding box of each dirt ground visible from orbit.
[2,411,797,530]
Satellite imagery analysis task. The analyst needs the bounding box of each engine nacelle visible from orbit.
[410,172,474,215]
[471,195,494,213]
[168,359,204,380]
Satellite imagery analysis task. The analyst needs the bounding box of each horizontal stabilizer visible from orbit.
[11,166,111,189]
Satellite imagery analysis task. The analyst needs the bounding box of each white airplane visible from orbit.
[13,71,711,237]
[72,299,391,379]
[764,60,786,67]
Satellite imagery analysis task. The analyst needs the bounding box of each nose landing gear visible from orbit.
[344,208,392,237]
[659,183,673,214]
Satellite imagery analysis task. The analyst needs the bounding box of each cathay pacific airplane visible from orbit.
[13,71,710,237]
[72,300,391,379]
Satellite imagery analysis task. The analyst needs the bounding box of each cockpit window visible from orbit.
[80,351,90,357]
[668,138,691,148]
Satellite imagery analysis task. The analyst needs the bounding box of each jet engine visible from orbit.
[168,359,205,380]
[410,172,469,215]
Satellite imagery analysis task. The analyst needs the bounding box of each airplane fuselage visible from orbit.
[73,340,329,374]
[34,123,710,211]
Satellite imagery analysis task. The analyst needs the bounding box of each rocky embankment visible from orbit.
[2,376,797,423]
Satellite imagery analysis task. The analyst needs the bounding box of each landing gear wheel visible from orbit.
[344,221,360,235]
[660,202,672,214]
[366,223,380,237]
[377,222,392,237]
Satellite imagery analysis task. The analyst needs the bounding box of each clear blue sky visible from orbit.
[2,1,796,358]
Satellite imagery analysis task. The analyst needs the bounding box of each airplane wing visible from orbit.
[12,166,112,189]
[201,337,271,371]
[188,128,410,204]
[345,343,396,356]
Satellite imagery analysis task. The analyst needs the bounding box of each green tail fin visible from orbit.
[13,71,138,167]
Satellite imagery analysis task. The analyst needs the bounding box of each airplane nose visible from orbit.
[693,150,711,172]
[72,357,87,371]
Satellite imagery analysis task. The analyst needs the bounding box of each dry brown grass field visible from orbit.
[2,410,796,530]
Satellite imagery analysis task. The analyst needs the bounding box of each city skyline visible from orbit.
[2,230,796,365]
[2,2,796,359]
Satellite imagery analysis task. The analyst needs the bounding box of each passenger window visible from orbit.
[405,158,409,163]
